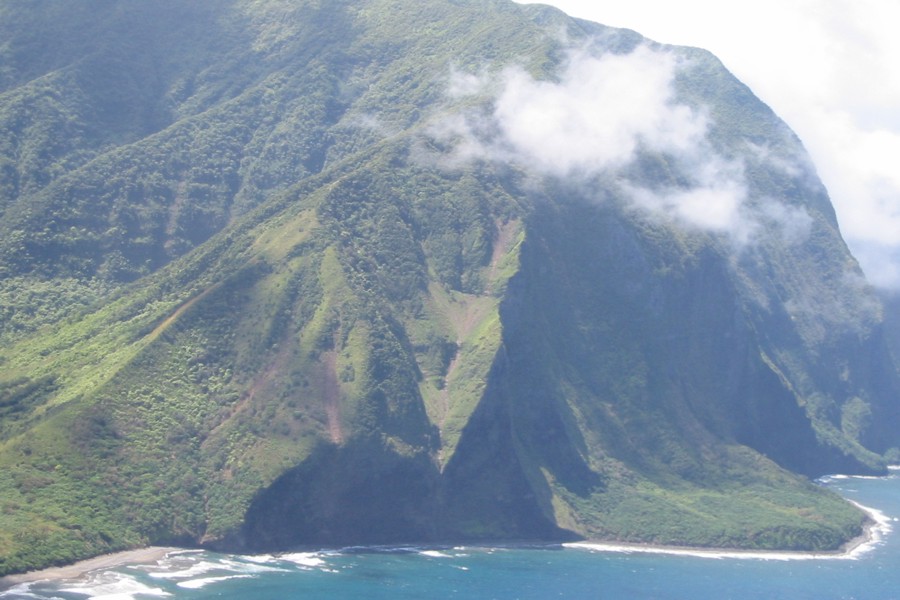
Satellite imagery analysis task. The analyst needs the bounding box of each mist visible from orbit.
[428,44,814,248]
[516,0,900,290]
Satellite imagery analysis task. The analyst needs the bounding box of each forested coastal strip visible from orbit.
[566,501,891,561]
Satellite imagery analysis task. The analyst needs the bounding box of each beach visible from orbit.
[0,546,180,589]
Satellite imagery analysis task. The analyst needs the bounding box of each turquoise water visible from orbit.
[3,472,899,599]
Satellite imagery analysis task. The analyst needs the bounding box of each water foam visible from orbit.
[565,541,840,561]
[176,574,254,589]
[845,500,893,559]
[277,553,327,568]
[419,550,453,558]
[59,571,169,599]
[239,554,279,564]
[134,552,288,591]
[0,582,43,599]
[145,560,228,580]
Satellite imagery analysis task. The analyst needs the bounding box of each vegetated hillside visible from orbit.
[0,0,898,574]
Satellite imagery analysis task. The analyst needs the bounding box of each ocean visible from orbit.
[3,472,899,600]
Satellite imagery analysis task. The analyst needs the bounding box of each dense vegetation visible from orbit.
[0,0,897,575]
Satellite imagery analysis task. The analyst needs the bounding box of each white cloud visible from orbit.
[431,45,776,242]
[757,199,813,245]
[490,46,706,176]
[514,0,900,287]
[433,46,709,175]
[624,155,750,243]
[802,109,900,250]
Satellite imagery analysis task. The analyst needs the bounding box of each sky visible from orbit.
[513,0,900,289]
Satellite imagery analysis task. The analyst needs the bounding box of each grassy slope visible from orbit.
[0,135,531,570]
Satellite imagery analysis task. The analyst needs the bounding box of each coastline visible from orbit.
[0,546,181,589]
[565,500,891,561]
[0,508,885,591]
[0,494,891,589]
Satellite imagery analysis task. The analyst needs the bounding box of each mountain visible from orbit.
[0,0,898,574]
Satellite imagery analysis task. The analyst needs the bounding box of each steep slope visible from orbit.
[0,0,897,574]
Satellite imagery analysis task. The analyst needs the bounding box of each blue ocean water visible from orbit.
[3,472,899,599]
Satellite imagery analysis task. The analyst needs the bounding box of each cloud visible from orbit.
[756,199,813,245]
[434,45,707,172]
[798,110,900,288]
[429,45,787,243]
[623,155,750,242]
[445,65,491,98]
[514,0,900,288]
[490,45,706,176]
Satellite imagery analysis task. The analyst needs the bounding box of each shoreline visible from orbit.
[0,509,886,590]
[0,546,182,589]
[0,495,892,588]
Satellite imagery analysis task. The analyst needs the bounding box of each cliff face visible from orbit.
[0,0,897,574]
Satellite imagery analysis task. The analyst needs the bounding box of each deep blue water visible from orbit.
[3,472,900,599]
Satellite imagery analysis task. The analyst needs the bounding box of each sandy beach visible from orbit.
[0,546,180,589]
